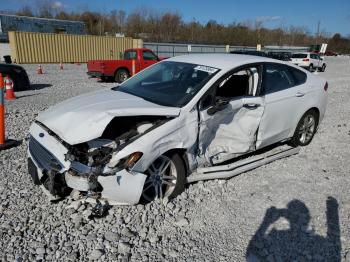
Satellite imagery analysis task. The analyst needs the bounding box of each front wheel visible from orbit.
[114,69,130,83]
[289,110,319,147]
[140,154,186,203]
[320,64,326,72]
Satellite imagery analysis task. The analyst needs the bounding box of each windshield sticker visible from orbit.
[194,65,218,74]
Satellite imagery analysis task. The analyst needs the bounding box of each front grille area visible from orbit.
[28,136,62,171]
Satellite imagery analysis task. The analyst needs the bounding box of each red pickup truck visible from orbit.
[87,48,161,83]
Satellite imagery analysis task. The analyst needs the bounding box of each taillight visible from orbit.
[324,82,328,91]
[302,58,309,61]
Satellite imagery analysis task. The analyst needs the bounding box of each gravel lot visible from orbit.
[0,57,349,261]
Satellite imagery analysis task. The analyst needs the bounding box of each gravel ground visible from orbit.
[0,58,349,261]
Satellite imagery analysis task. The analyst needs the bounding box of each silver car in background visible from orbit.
[27,54,328,205]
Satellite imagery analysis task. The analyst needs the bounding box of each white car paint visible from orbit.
[37,89,180,145]
[28,54,328,205]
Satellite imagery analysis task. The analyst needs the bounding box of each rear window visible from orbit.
[292,53,307,58]
[124,51,137,60]
[262,63,295,94]
[288,66,307,85]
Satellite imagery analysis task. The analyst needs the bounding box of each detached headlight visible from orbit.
[112,151,143,170]
[125,152,143,169]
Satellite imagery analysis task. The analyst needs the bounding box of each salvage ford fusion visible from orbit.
[28,54,328,205]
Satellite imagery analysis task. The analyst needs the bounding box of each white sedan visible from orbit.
[27,54,328,205]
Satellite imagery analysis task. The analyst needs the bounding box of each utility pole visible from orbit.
[316,21,321,46]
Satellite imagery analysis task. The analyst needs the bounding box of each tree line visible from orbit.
[3,0,350,53]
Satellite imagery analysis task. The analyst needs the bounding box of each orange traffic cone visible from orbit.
[0,73,17,150]
[37,64,43,74]
[131,59,136,76]
[59,62,63,70]
[5,76,16,100]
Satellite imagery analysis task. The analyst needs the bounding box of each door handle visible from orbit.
[295,92,305,97]
[243,103,260,109]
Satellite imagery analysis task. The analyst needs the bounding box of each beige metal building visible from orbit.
[9,31,143,64]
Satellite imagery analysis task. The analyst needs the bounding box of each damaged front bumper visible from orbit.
[64,169,146,205]
[28,123,147,205]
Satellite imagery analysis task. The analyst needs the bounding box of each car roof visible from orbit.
[0,63,24,70]
[166,53,279,70]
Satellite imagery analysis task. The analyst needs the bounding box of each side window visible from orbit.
[143,51,158,61]
[262,63,295,94]
[216,66,260,99]
[124,51,137,60]
[287,66,307,86]
[310,54,317,59]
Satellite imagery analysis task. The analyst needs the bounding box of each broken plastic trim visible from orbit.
[187,146,300,182]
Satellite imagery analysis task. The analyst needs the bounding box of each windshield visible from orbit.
[113,61,219,107]
[292,53,307,58]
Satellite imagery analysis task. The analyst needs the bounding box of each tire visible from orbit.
[8,74,23,91]
[114,69,129,83]
[289,110,319,147]
[320,64,326,72]
[308,64,314,72]
[140,153,186,203]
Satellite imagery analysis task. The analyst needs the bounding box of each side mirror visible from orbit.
[111,83,120,90]
[207,98,228,115]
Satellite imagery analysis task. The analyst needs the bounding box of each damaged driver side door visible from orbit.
[198,65,265,165]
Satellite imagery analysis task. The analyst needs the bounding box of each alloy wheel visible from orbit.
[142,155,177,202]
[120,72,128,82]
[298,114,316,144]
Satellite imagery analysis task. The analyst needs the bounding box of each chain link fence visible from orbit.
[144,42,310,57]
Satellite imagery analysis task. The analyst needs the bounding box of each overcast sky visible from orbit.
[1,0,349,36]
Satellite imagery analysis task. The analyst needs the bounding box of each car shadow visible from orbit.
[16,93,40,99]
[246,197,341,261]
[29,84,52,90]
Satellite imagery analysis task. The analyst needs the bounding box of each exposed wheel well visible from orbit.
[308,107,320,121]
[162,148,189,175]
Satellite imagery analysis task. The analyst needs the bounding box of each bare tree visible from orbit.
[10,3,350,53]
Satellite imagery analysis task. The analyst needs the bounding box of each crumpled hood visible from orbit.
[36,89,180,145]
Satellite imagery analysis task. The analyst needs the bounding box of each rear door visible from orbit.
[310,54,319,68]
[256,63,308,148]
[315,54,322,68]
[198,65,265,164]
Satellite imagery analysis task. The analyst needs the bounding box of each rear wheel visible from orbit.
[140,154,186,203]
[289,110,319,147]
[114,69,129,83]
[308,64,314,72]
